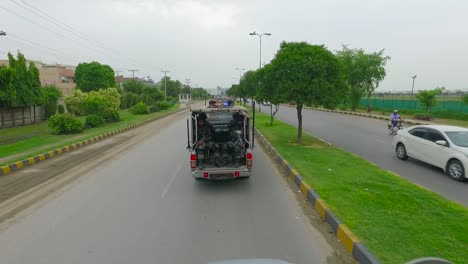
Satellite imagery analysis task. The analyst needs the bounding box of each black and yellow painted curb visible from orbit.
[0,108,186,177]
[303,107,428,126]
[255,129,381,264]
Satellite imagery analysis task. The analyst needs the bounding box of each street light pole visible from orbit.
[235,67,245,80]
[250,31,271,112]
[249,31,271,69]
[161,70,170,101]
[411,75,417,109]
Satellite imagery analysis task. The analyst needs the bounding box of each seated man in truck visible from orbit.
[229,112,246,167]
[195,113,214,169]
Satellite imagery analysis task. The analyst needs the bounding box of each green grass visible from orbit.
[255,112,468,264]
[0,105,180,166]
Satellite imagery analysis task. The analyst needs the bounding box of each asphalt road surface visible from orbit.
[262,105,468,207]
[0,116,346,264]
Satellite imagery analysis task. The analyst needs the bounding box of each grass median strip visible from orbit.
[0,105,181,166]
[254,112,468,264]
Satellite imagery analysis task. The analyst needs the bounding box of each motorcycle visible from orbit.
[388,119,404,135]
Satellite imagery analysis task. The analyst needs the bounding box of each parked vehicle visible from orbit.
[392,125,468,181]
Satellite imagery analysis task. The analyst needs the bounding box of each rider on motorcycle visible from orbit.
[390,110,401,128]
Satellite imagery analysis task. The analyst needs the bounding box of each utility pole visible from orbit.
[161,70,170,101]
[411,75,417,109]
[128,69,139,79]
[115,70,122,89]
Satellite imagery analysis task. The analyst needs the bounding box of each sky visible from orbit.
[1,0,467,91]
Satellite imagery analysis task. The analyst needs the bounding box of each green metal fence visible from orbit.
[360,94,468,113]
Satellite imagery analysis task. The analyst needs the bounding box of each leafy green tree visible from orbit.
[9,52,32,125]
[238,70,258,106]
[41,85,62,119]
[417,87,444,112]
[191,88,209,99]
[268,41,346,143]
[336,46,390,111]
[28,62,42,123]
[75,61,116,92]
[141,87,164,105]
[123,79,145,94]
[159,77,183,99]
[0,65,16,128]
[256,64,285,125]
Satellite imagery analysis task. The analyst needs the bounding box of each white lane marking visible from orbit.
[161,164,183,199]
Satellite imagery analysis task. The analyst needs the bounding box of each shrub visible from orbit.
[48,113,84,134]
[102,108,120,122]
[57,104,65,114]
[130,102,150,115]
[151,101,171,112]
[82,91,110,115]
[413,112,433,121]
[85,115,105,128]
[65,89,86,115]
[149,105,160,113]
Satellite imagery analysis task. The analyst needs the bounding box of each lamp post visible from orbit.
[161,70,170,101]
[250,31,271,112]
[249,31,271,69]
[235,67,245,79]
[411,75,417,109]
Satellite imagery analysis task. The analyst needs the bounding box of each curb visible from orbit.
[302,106,429,126]
[255,129,381,264]
[0,108,187,177]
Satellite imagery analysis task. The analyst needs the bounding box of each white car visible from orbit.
[392,125,468,181]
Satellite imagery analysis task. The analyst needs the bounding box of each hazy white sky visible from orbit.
[1,0,467,91]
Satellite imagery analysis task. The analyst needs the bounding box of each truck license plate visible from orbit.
[210,173,235,180]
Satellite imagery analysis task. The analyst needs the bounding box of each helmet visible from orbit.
[197,113,207,121]
[393,110,398,113]
[233,112,243,121]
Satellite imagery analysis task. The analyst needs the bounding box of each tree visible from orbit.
[268,41,346,143]
[337,46,390,111]
[75,61,116,92]
[0,65,15,128]
[191,88,209,99]
[417,87,444,112]
[122,79,145,94]
[158,77,183,99]
[28,62,42,123]
[9,52,32,126]
[256,64,285,125]
[141,87,164,105]
[41,85,62,119]
[238,70,258,106]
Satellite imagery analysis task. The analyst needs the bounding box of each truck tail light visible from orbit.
[246,152,253,168]
[190,154,196,169]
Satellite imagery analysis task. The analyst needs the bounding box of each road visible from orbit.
[0,114,347,264]
[263,105,468,207]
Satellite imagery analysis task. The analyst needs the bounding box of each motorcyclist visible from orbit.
[390,110,401,128]
[195,113,214,169]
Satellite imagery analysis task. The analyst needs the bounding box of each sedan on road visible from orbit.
[392,125,468,181]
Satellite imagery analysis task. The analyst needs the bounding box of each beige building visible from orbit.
[0,59,76,98]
